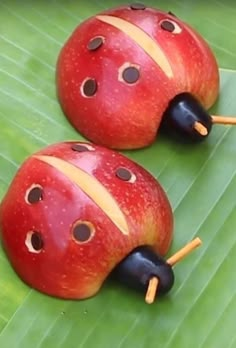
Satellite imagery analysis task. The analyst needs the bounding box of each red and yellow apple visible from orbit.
[56,4,219,149]
[0,141,173,299]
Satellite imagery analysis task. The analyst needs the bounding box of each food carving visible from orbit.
[56,3,236,149]
[0,141,200,303]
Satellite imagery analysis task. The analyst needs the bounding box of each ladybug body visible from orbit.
[0,142,173,299]
[57,4,219,149]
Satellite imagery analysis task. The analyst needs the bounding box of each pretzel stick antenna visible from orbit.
[145,277,159,304]
[193,115,236,136]
[145,237,202,304]
[211,115,236,125]
[167,237,202,266]
[193,122,208,136]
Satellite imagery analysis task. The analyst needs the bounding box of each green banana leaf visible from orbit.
[0,1,236,347]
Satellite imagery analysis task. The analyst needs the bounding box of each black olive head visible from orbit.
[112,246,175,296]
[161,92,213,142]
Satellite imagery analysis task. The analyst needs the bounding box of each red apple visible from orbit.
[0,141,173,299]
[56,4,219,149]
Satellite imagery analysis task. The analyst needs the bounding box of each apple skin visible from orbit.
[0,141,173,299]
[56,5,219,149]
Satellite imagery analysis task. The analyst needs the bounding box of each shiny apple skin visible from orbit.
[0,142,173,299]
[56,5,219,149]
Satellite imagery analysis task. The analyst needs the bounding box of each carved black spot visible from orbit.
[73,223,93,243]
[31,231,44,251]
[116,168,132,181]
[71,144,89,152]
[27,186,43,204]
[161,20,175,32]
[130,3,146,10]
[83,79,97,97]
[122,67,140,84]
[87,37,104,51]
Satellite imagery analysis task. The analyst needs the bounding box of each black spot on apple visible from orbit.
[26,185,43,204]
[73,222,94,243]
[71,144,90,152]
[82,78,97,97]
[87,37,104,51]
[116,168,132,181]
[161,20,175,32]
[31,231,44,251]
[130,3,146,10]
[122,67,140,84]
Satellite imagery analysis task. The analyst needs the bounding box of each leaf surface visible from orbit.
[0,1,236,347]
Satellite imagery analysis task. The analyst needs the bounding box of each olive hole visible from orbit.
[115,167,136,183]
[71,143,95,152]
[160,19,182,34]
[81,78,98,97]
[87,36,104,51]
[25,184,43,204]
[119,63,140,85]
[130,3,146,10]
[72,221,95,244]
[25,231,44,253]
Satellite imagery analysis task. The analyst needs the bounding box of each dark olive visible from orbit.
[161,92,213,142]
[112,246,174,295]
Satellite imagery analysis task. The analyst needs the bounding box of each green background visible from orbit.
[0,1,236,347]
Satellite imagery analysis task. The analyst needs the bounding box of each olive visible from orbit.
[113,246,175,295]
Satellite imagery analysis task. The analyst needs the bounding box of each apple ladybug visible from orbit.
[0,141,201,303]
[56,3,236,149]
